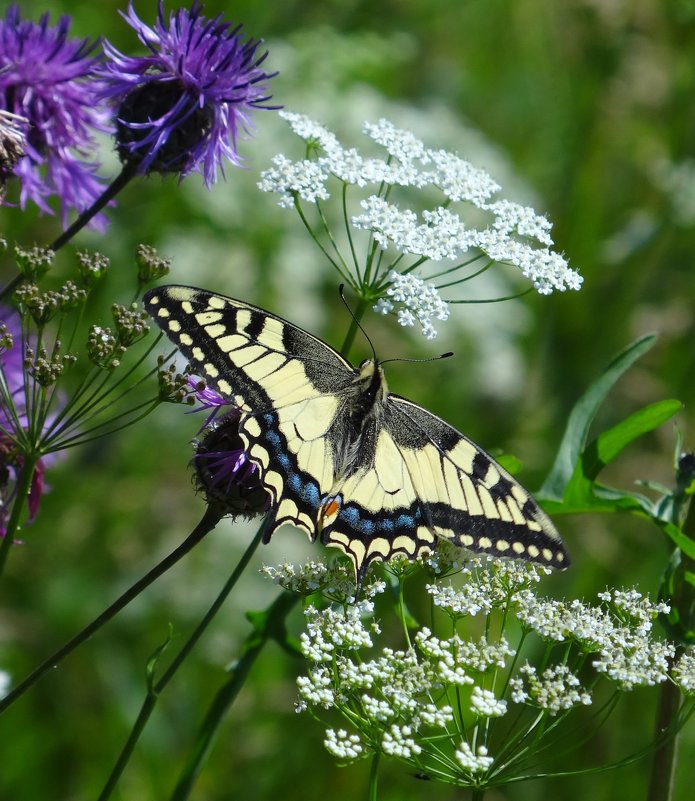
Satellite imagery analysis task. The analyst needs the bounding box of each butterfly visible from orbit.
[144,285,569,582]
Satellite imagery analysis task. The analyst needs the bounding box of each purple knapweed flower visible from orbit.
[0,5,110,226]
[186,375,234,431]
[188,379,269,517]
[98,1,278,185]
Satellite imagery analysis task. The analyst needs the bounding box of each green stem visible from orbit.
[367,750,380,801]
[471,787,486,801]
[0,163,138,303]
[51,163,138,251]
[0,504,222,715]
[340,294,369,358]
[97,519,267,801]
[97,694,157,801]
[0,453,39,579]
[646,675,682,801]
[647,493,695,801]
[168,590,299,801]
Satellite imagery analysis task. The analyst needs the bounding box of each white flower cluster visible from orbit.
[416,628,513,677]
[515,588,674,690]
[673,648,695,694]
[382,723,422,758]
[258,112,582,330]
[324,728,364,761]
[293,558,682,786]
[426,557,546,618]
[510,663,591,713]
[260,560,386,606]
[470,686,508,718]
[299,605,379,663]
[455,742,494,774]
[374,270,449,340]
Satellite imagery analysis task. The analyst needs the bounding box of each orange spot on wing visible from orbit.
[322,498,341,518]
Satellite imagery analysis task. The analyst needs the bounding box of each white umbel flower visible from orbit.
[470,686,507,718]
[455,742,494,773]
[258,111,583,330]
[324,728,364,760]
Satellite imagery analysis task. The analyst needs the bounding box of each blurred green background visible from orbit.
[2,0,695,798]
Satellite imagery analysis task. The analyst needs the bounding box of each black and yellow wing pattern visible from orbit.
[144,285,569,581]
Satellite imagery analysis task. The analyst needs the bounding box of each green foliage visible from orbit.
[3,2,695,801]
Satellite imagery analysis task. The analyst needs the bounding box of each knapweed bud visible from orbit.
[76,251,110,288]
[135,245,171,285]
[111,303,150,346]
[14,245,53,281]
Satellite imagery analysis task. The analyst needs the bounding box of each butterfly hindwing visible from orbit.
[240,401,338,541]
[317,396,568,581]
[385,397,567,566]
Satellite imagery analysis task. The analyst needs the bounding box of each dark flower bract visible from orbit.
[99,1,278,185]
[194,406,270,519]
[0,5,109,225]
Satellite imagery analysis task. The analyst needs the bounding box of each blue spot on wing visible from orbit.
[303,483,320,506]
[334,505,421,537]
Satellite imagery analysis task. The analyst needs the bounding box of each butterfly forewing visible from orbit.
[145,285,569,581]
[144,285,353,414]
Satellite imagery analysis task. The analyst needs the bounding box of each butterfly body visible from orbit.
[145,285,569,581]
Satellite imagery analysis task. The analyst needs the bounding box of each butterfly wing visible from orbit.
[145,285,568,582]
[144,285,356,539]
[319,394,568,581]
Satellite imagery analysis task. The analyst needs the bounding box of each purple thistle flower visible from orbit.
[186,375,234,431]
[98,1,277,185]
[0,5,110,226]
[192,401,269,518]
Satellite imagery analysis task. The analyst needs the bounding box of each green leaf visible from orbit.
[146,624,174,691]
[582,399,682,481]
[496,453,522,476]
[660,521,695,560]
[539,334,657,500]
[542,477,651,516]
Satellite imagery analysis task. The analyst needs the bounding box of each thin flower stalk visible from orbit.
[0,504,223,714]
[97,519,269,801]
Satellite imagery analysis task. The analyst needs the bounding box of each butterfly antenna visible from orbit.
[339,284,377,362]
[380,351,454,367]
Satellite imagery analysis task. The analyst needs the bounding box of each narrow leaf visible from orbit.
[539,334,657,500]
[660,521,695,560]
[582,399,682,480]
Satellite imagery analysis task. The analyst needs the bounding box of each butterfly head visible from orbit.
[355,358,389,408]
